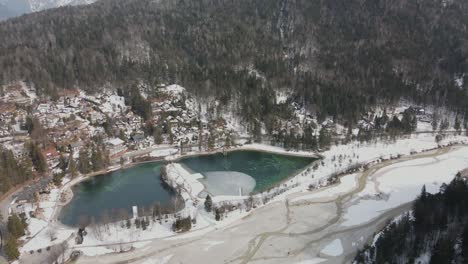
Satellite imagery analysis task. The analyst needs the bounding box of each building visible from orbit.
[106,138,127,156]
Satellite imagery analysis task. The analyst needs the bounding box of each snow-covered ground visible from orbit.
[341,147,468,227]
[320,239,344,256]
[166,163,205,199]
[150,148,178,158]
[293,259,327,264]
[291,173,358,203]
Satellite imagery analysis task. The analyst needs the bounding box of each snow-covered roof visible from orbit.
[107,138,125,146]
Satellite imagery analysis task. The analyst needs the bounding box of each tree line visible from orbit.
[354,174,468,264]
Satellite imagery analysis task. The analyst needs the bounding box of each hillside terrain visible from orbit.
[1,1,468,263]
[0,0,467,126]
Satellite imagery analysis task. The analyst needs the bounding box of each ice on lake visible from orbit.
[199,171,256,197]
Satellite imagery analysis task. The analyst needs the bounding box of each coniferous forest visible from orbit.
[0,0,467,124]
[354,174,468,264]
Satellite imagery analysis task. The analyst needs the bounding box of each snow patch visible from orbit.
[320,239,343,256]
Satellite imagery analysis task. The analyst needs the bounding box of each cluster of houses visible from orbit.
[357,106,431,132]
[0,82,241,176]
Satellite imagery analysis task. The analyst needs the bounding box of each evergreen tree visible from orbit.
[68,155,78,178]
[401,109,417,133]
[462,223,468,264]
[318,127,331,150]
[58,153,68,172]
[91,146,105,171]
[77,149,90,174]
[224,134,232,148]
[253,121,262,143]
[7,214,26,238]
[128,84,152,121]
[455,116,461,133]
[27,142,47,174]
[431,114,439,131]
[53,172,64,186]
[430,238,454,264]
[208,135,215,150]
[204,195,213,212]
[440,118,450,131]
[4,236,19,260]
[154,125,163,144]
[303,125,316,151]
[215,208,221,221]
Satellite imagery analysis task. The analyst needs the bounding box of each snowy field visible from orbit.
[291,173,358,203]
[320,238,344,256]
[341,147,468,227]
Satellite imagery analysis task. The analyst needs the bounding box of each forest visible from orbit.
[0,0,467,127]
[354,173,468,264]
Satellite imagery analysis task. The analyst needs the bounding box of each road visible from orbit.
[73,145,468,264]
[122,145,178,159]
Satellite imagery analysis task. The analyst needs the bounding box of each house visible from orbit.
[106,138,127,156]
[4,143,26,159]
[42,147,60,165]
[69,141,86,153]
[37,103,50,114]
[130,133,145,145]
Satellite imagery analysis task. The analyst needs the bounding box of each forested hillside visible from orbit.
[0,0,467,123]
[354,174,468,264]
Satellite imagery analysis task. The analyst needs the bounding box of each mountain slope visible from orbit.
[0,0,467,121]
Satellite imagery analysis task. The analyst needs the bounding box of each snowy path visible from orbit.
[74,144,468,264]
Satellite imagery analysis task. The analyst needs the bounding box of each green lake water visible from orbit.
[180,150,316,192]
[59,151,316,226]
[59,162,175,226]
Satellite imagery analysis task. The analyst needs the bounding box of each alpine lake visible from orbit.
[59,150,317,226]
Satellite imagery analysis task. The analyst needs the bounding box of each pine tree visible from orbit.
[440,118,450,131]
[224,134,231,148]
[4,236,19,260]
[204,195,213,212]
[91,146,105,171]
[27,142,47,174]
[430,237,454,264]
[58,154,68,172]
[318,127,331,150]
[208,135,215,150]
[253,121,262,143]
[78,149,90,174]
[432,116,438,131]
[154,125,163,144]
[455,116,461,133]
[7,214,26,238]
[68,155,78,178]
[462,223,468,263]
[215,208,221,221]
